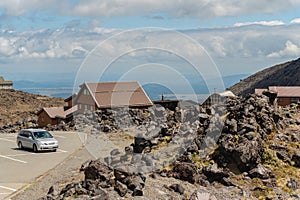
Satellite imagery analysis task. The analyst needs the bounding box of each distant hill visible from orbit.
[0,89,64,126]
[229,58,300,96]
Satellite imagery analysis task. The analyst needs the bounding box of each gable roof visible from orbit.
[82,81,153,108]
[218,90,236,97]
[38,105,78,119]
[255,86,300,97]
[269,86,300,97]
[254,88,267,95]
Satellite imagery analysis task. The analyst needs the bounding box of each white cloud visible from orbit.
[0,0,299,18]
[0,23,300,70]
[0,0,60,16]
[66,0,300,18]
[267,40,300,58]
[234,20,285,27]
[0,37,16,56]
[291,18,300,24]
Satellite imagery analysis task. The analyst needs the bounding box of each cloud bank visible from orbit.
[0,0,299,18]
[0,23,300,65]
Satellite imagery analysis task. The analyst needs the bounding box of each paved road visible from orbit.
[0,131,84,200]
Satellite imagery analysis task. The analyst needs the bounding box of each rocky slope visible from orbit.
[229,57,300,96]
[39,94,300,200]
[0,89,64,132]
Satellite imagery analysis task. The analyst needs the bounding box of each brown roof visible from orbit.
[39,106,78,119]
[42,107,65,118]
[65,105,78,116]
[269,86,300,97]
[83,81,153,108]
[255,88,267,95]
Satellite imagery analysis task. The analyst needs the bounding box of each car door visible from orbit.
[22,131,33,148]
[18,131,28,148]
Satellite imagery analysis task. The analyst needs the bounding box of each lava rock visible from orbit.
[168,162,199,184]
[169,183,185,195]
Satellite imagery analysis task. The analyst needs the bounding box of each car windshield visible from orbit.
[33,131,53,139]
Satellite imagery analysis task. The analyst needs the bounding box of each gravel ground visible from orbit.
[7,130,250,200]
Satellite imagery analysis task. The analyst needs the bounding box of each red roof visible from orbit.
[39,105,78,119]
[255,88,267,95]
[269,86,300,97]
[255,86,300,97]
[83,81,153,108]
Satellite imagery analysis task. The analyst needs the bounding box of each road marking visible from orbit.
[57,149,68,153]
[0,155,27,163]
[6,153,35,157]
[6,149,67,157]
[0,185,16,191]
[0,138,15,143]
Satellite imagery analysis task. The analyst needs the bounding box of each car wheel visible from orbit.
[52,149,57,152]
[18,142,23,149]
[33,144,38,153]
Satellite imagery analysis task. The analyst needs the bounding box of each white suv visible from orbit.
[17,129,58,152]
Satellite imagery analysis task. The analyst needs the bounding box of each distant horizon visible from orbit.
[9,73,249,100]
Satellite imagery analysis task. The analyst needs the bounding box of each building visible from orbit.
[37,81,153,126]
[37,105,78,127]
[74,81,153,113]
[64,94,77,110]
[0,76,13,89]
[255,86,300,106]
[202,90,236,107]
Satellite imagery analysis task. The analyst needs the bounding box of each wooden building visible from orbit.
[74,81,153,113]
[37,106,78,127]
[0,76,13,89]
[202,91,236,107]
[255,86,300,106]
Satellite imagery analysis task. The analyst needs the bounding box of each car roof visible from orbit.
[21,129,47,132]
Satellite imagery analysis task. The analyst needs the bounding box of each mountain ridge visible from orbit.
[229,58,300,96]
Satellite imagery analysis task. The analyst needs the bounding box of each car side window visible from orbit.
[20,131,27,137]
[27,132,33,139]
[22,131,31,138]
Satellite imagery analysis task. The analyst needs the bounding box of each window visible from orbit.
[78,104,82,109]
[277,98,283,102]
[83,89,89,96]
[41,117,45,123]
[291,98,300,103]
[84,105,88,110]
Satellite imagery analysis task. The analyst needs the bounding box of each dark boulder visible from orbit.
[169,183,185,195]
[202,164,230,184]
[168,162,199,184]
[84,159,113,183]
[114,181,128,197]
[248,164,275,179]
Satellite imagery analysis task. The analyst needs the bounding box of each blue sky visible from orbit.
[0,0,300,92]
[1,1,300,30]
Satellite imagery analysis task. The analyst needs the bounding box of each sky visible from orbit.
[1,0,300,93]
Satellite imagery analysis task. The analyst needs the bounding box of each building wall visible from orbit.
[38,111,55,127]
[37,111,64,127]
[66,98,73,108]
[277,97,300,106]
[0,84,13,89]
[75,86,96,113]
